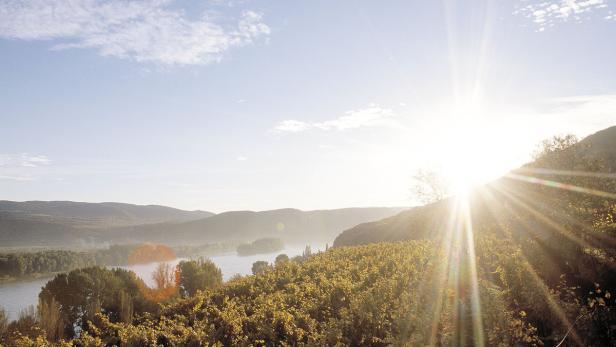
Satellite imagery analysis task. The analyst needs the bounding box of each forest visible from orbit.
[0,245,138,282]
[0,250,95,281]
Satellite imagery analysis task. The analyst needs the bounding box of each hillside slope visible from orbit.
[105,207,406,245]
[0,213,91,247]
[0,200,213,226]
[334,125,616,247]
[0,203,405,247]
[579,125,616,170]
[0,201,214,247]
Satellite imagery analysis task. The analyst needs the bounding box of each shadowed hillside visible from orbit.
[105,207,407,246]
[0,201,214,247]
[0,203,404,247]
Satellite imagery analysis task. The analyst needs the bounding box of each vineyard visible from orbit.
[1,234,608,346]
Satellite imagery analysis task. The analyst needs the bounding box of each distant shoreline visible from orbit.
[0,272,56,285]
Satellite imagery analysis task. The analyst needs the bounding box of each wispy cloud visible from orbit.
[0,153,50,181]
[543,93,616,128]
[274,120,312,133]
[0,0,270,65]
[0,174,35,181]
[0,153,51,168]
[497,93,616,141]
[274,104,397,133]
[514,0,611,31]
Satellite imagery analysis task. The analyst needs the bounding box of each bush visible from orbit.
[251,260,270,275]
[275,253,289,265]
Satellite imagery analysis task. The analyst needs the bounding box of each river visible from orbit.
[0,243,323,321]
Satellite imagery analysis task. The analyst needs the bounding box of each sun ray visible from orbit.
[514,167,616,180]
[428,199,462,345]
[475,187,584,345]
[490,182,594,251]
[505,172,616,199]
[492,182,616,276]
[460,195,485,347]
[496,181,616,249]
[427,191,488,346]
[497,179,616,248]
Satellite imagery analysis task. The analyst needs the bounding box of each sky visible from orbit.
[1,0,616,212]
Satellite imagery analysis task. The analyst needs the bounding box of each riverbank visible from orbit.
[0,272,56,284]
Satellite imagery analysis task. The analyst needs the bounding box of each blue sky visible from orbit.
[1,0,615,212]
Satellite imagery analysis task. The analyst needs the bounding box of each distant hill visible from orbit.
[0,212,90,247]
[104,207,407,246]
[0,201,214,247]
[0,201,404,247]
[334,125,616,247]
[0,200,213,226]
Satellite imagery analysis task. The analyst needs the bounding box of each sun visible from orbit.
[429,115,509,198]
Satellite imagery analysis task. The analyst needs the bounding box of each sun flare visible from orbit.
[426,113,510,198]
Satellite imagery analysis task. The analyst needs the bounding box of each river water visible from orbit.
[0,244,323,321]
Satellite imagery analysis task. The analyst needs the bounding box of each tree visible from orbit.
[7,306,40,339]
[177,258,223,297]
[530,134,605,175]
[39,266,155,337]
[533,134,579,159]
[302,245,312,258]
[411,169,451,204]
[251,261,269,275]
[152,262,176,290]
[142,262,179,302]
[0,306,8,338]
[275,254,289,266]
[38,296,64,341]
[128,243,176,265]
[119,290,133,324]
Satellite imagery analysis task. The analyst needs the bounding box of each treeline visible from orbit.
[236,237,284,256]
[251,245,315,275]
[0,242,234,281]
[172,241,236,258]
[0,250,95,279]
[0,245,135,280]
[0,257,223,344]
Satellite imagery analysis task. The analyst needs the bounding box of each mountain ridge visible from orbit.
[0,200,214,224]
[104,206,407,246]
[0,201,406,247]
